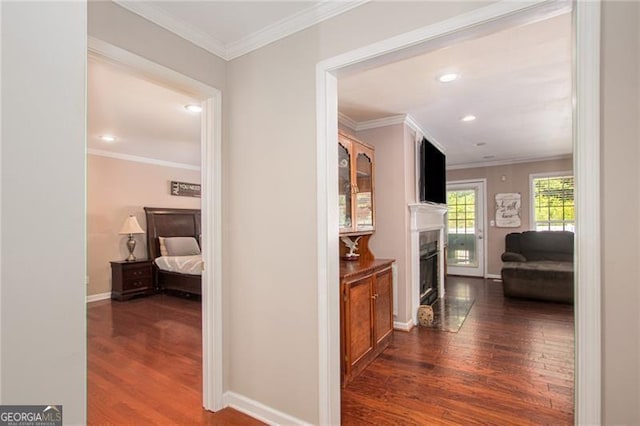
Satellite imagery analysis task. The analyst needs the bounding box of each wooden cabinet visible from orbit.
[110,259,154,301]
[339,131,375,234]
[340,259,394,386]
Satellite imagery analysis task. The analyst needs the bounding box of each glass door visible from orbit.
[354,149,373,231]
[338,141,352,232]
[446,181,485,277]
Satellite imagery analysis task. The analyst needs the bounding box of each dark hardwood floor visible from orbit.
[89,277,573,425]
[341,275,574,425]
[87,294,263,425]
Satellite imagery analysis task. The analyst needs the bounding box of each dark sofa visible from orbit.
[500,231,574,304]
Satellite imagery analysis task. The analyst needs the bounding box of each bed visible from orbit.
[144,207,202,295]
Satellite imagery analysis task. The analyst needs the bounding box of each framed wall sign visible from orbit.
[495,193,521,227]
[171,181,201,198]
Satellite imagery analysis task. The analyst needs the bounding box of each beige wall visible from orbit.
[1,2,87,423]
[354,125,408,321]
[88,1,226,92]
[225,2,494,422]
[447,158,573,276]
[2,1,637,424]
[601,1,640,423]
[352,124,417,324]
[87,155,200,296]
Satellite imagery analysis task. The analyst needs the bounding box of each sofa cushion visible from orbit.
[516,231,574,262]
[501,252,527,262]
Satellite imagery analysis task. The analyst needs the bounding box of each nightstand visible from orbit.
[110,259,154,301]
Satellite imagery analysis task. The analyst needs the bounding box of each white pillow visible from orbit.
[163,236,201,256]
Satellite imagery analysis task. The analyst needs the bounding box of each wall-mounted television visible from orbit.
[418,138,446,205]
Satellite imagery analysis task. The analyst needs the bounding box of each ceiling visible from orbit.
[115,0,367,60]
[338,13,573,169]
[88,58,201,166]
[91,4,571,170]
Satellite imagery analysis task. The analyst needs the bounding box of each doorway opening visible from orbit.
[85,38,223,420]
[446,180,487,278]
[317,1,601,424]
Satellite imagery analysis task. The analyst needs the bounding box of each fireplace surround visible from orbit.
[409,203,447,325]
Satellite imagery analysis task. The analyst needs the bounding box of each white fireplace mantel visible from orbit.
[408,203,448,232]
[408,203,447,325]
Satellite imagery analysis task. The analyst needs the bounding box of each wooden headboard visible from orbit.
[144,207,201,260]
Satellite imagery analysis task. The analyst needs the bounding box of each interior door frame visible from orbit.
[446,179,487,278]
[87,37,224,411]
[316,1,601,424]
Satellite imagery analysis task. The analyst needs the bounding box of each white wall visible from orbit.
[1,2,87,423]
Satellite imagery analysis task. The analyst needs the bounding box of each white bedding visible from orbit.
[155,255,203,276]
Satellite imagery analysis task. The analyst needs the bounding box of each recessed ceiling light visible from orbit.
[185,104,202,113]
[461,115,476,122]
[475,142,487,147]
[438,73,459,83]
[100,135,116,142]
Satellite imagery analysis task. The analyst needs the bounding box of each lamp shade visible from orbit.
[119,215,145,235]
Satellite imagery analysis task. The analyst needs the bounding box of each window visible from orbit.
[530,173,574,232]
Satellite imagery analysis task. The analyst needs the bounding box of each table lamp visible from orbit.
[119,215,145,261]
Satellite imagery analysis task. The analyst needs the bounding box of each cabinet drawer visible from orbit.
[125,277,152,289]
[122,265,152,280]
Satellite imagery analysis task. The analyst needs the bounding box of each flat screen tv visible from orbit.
[418,138,446,205]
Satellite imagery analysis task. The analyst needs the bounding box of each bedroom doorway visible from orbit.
[85,36,223,417]
[317,1,600,424]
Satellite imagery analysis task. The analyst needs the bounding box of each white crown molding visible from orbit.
[403,115,447,154]
[113,1,227,59]
[339,112,447,154]
[225,1,370,60]
[355,114,406,130]
[88,148,200,171]
[86,292,111,303]
[114,1,369,61]
[337,112,357,130]
[223,391,311,426]
[447,153,572,170]
[341,112,570,170]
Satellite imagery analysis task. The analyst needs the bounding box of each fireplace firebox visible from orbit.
[419,232,439,305]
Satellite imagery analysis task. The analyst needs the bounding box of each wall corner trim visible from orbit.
[223,391,311,426]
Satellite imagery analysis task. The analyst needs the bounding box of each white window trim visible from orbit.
[529,170,574,231]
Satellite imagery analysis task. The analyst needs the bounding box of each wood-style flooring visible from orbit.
[89,277,573,425]
[87,294,263,425]
[342,276,574,425]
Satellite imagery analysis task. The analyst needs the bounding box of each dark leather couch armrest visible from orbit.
[502,252,527,262]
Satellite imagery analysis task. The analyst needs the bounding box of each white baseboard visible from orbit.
[393,319,414,332]
[86,292,111,303]
[223,391,310,426]
[485,273,501,280]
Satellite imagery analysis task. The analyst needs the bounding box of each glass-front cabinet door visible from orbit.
[355,148,374,232]
[338,140,352,232]
[338,131,375,234]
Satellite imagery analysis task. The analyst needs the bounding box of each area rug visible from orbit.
[422,296,475,333]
